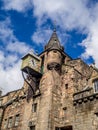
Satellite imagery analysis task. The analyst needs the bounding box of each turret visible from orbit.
[45,30,64,71]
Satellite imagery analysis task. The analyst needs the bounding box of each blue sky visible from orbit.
[0,0,98,93]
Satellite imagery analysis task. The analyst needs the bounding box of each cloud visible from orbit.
[32,0,98,67]
[80,15,98,66]
[1,0,98,79]
[2,0,90,31]
[0,18,30,54]
[32,0,90,31]
[0,18,31,94]
[2,0,32,12]
[0,51,5,62]
[0,61,23,94]
[31,0,98,67]
[6,41,30,55]
[32,28,52,45]
[32,27,70,50]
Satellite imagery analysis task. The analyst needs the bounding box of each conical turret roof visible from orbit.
[45,30,64,52]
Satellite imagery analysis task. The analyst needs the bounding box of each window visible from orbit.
[32,103,37,112]
[15,114,20,126]
[63,107,67,114]
[93,79,98,92]
[30,125,35,130]
[8,117,13,128]
[53,50,57,53]
[65,84,68,89]
[4,119,7,129]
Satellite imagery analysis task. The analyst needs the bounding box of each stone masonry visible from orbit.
[0,30,98,130]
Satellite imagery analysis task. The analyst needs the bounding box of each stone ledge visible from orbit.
[73,93,98,106]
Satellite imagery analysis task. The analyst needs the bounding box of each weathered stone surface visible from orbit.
[0,31,98,130]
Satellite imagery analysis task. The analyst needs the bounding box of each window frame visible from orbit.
[8,117,13,128]
[93,79,98,93]
[3,119,8,129]
[32,103,37,113]
[14,114,20,127]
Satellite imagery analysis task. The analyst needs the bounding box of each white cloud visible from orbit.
[32,0,90,31]
[0,18,31,94]
[0,61,23,94]
[2,0,32,12]
[0,51,5,62]
[81,16,98,66]
[6,41,30,55]
[0,18,14,43]
[32,0,98,67]
[32,28,52,45]
[1,1,98,79]
[32,28,69,49]
[2,0,90,31]
[0,18,30,55]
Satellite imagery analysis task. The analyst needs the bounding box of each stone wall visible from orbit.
[1,51,98,130]
[73,99,98,130]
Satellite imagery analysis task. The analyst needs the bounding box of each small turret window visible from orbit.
[53,50,57,53]
[54,39,57,43]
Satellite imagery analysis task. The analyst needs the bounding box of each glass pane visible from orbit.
[15,114,20,126]
[32,103,37,112]
[8,117,12,128]
[94,80,98,92]
[4,119,7,129]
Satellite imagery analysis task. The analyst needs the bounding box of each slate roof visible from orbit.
[44,30,64,52]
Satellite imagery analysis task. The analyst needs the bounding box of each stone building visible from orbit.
[0,30,98,130]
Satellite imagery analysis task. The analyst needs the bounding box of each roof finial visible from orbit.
[53,20,56,32]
